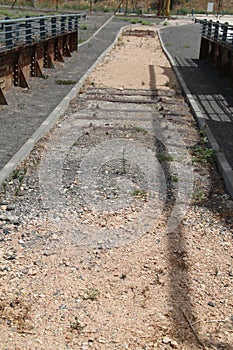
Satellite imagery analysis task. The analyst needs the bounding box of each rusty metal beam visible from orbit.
[0,31,79,104]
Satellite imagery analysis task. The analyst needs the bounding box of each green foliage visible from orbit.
[80,24,88,30]
[191,145,214,166]
[132,189,147,197]
[133,126,148,134]
[157,153,174,162]
[70,317,85,332]
[56,79,77,85]
[83,288,100,301]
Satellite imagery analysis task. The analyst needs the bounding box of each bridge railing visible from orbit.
[0,13,86,50]
[195,18,233,46]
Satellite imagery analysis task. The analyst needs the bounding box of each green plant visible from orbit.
[1,181,7,194]
[12,169,21,179]
[41,74,49,80]
[133,126,148,134]
[132,189,147,197]
[157,153,174,162]
[70,317,85,332]
[192,188,205,202]
[179,7,189,15]
[191,146,214,166]
[55,79,77,85]
[80,24,87,30]
[83,288,100,301]
[171,174,178,182]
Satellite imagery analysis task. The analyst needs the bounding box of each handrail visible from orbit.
[195,18,233,47]
[0,12,86,50]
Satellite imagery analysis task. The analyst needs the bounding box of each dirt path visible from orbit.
[0,24,232,350]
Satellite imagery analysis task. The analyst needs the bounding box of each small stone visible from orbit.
[170,340,178,348]
[162,336,171,344]
[5,254,16,261]
[0,205,7,210]
[207,301,215,307]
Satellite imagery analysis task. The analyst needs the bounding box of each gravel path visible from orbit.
[0,24,232,350]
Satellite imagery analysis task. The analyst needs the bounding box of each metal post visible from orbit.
[207,20,212,39]
[61,16,66,34]
[222,22,228,42]
[5,17,13,48]
[51,17,56,37]
[68,16,72,32]
[74,15,78,31]
[202,19,207,36]
[25,16,32,44]
[214,21,219,41]
[40,16,46,40]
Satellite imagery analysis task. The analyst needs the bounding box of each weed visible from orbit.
[17,103,25,110]
[83,288,100,301]
[133,126,148,134]
[0,296,33,332]
[157,153,174,162]
[70,317,85,332]
[41,74,49,80]
[55,79,77,85]
[88,42,92,48]
[141,20,152,26]
[80,24,87,30]
[165,81,178,90]
[1,181,7,194]
[12,169,21,179]
[192,188,205,202]
[171,174,178,182]
[191,146,214,166]
[132,189,147,197]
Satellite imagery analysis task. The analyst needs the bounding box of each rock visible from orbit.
[207,301,215,307]
[0,205,8,210]
[170,340,178,348]
[162,336,171,344]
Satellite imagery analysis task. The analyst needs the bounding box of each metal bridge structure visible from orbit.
[0,13,86,104]
[196,19,233,80]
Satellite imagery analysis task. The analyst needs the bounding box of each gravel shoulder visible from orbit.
[0,22,232,350]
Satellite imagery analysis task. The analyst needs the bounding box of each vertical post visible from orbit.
[222,22,228,42]
[68,16,72,32]
[214,21,219,41]
[202,19,207,36]
[25,16,32,44]
[51,17,56,36]
[74,15,78,31]
[40,16,46,40]
[61,16,66,34]
[5,17,13,48]
[207,20,212,39]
